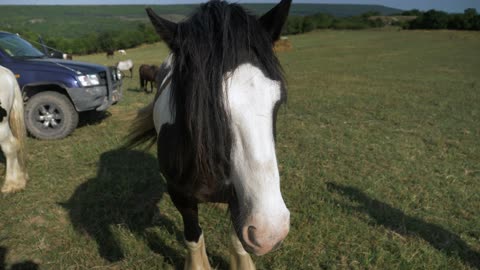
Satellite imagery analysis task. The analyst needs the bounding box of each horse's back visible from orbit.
[139,64,149,73]
[117,59,133,70]
[139,64,160,81]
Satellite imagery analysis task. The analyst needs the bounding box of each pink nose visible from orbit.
[241,212,290,256]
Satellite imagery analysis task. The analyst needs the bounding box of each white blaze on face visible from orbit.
[153,54,175,133]
[153,86,174,133]
[225,63,289,255]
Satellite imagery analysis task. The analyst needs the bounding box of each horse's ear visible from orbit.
[146,8,177,49]
[259,0,292,42]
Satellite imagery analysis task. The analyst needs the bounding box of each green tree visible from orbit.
[402,9,422,16]
[408,10,449,29]
[464,8,478,29]
[302,16,317,33]
[473,15,480,30]
[423,10,449,29]
[97,31,114,52]
[285,16,304,34]
[361,11,381,20]
[312,13,334,29]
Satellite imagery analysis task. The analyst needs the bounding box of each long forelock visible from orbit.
[167,0,286,200]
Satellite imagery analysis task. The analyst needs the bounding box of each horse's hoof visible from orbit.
[230,253,256,270]
[1,181,26,194]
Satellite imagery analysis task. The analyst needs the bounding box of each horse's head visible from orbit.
[225,63,290,256]
[147,0,292,256]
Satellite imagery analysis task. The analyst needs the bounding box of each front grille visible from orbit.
[108,66,120,82]
[98,71,107,85]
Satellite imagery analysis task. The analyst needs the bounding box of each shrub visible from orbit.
[406,8,480,31]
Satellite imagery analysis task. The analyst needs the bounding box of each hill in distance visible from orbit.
[143,3,402,17]
[244,3,403,17]
[0,4,403,38]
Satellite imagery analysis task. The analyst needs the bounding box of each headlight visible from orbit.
[116,69,122,80]
[77,74,100,87]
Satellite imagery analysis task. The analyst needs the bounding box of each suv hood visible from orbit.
[22,58,107,75]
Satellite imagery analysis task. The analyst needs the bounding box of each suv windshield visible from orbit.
[0,34,45,58]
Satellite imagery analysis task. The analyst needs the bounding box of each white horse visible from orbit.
[117,49,127,56]
[0,66,28,193]
[116,59,134,78]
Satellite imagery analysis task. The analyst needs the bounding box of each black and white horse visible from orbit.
[0,66,28,193]
[127,0,292,268]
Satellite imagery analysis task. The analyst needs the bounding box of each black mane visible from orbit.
[167,0,286,199]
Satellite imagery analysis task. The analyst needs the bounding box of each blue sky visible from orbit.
[0,0,479,13]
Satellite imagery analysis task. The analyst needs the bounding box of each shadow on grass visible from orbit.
[0,247,38,270]
[77,111,112,128]
[127,88,154,94]
[327,182,480,269]
[127,87,143,93]
[59,149,183,267]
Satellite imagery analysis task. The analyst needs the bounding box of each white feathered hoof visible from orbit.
[229,229,256,270]
[184,233,212,270]
[1,176,27,194]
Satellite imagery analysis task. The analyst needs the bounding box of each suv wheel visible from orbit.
[25,91,79,140]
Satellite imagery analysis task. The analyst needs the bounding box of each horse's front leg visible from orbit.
[170,191,211,270]
[229,227,255,270]
[0,125,27,193]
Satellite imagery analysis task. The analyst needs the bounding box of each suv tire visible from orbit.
[25,91,79,140]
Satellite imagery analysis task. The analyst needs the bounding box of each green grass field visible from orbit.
[0,29,479,269]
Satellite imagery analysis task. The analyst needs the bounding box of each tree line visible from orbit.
[11,8,479,56]
[402,8,480,30]
[16,23,161,56]
[15,12,384,55]
[282,8,480,35]
[283,11,385,35]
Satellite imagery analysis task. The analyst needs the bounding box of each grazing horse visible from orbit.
[139,64,159,93]
[49,51,63,59]
[106,50,114,58]
[127,0,291,269]
[47,51,72,60]
[116,59,134,78]
[0,66,28,193]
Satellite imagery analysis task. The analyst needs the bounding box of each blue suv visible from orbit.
[0,31,122,139]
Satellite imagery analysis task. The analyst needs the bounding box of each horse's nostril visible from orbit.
[247,226,262,247]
